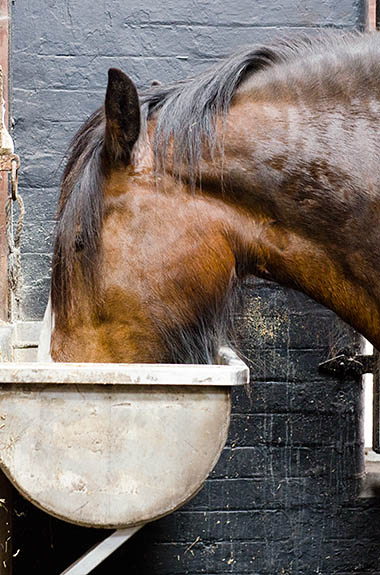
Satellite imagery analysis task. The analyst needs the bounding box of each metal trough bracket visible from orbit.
[60,526,142,575]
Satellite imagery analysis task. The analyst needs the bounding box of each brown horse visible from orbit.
[49,32,380,364]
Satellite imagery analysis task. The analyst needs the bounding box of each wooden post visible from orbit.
[0,4,12,575]
[0,0,9,320]
[365,0,377,31]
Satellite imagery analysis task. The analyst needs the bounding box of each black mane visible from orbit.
[51,31,376,321]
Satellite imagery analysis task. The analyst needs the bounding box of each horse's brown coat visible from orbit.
[51,34,380,362]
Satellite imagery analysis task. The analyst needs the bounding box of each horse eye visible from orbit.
[75,234,84,252]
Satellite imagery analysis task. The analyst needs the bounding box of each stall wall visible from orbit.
[11,1,379,574]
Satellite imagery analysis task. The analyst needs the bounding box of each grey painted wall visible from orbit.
[10,1,379,574]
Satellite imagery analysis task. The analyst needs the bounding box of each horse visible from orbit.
[43,32,380,364]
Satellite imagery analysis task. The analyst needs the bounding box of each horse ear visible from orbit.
[103,68,140,165]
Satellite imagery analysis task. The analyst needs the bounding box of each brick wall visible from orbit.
[10,1,380,574]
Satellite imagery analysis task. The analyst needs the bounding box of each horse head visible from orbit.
[51,35,380,362]
[50,68,258,363]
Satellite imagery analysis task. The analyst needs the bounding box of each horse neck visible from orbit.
[214,94,380,348]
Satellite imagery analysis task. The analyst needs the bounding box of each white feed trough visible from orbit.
[0,323,248,529]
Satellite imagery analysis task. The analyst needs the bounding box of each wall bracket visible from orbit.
[319,353,374,377]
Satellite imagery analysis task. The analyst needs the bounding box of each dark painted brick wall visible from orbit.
[10,1,380,574]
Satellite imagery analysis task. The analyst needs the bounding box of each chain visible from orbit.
[0,65,23,321]
[5,191,24,321]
